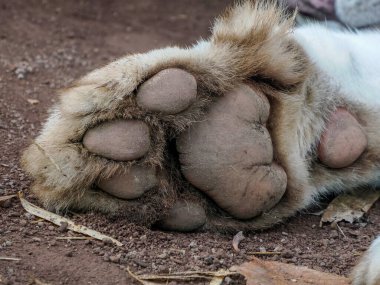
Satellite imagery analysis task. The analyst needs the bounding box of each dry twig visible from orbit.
[18,192,122,246]
[127,268,236,285]
[0,257,21,261]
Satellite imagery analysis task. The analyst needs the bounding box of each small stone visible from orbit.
[282,251,293,259]
[102,238,113,245]
[204,256,214,265]
[48,226,55,231]
[109,254,121,263]
[59,222,68,232]
[273,245,283,252]
[83,120,150,161]
[37,221,44,227]
[157,252,167,259]
[65,251,74,257]
[93,247,101,254]
[25,213,34,220]
[137,68,197,114]
[19,219,27,226]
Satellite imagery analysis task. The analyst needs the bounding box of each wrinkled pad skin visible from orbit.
[83,72,289,229]
[177,85,287,219]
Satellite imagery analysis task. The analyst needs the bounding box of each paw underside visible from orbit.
[21,2,367,232]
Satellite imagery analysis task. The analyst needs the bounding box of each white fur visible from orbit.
[294,25,380,106]
[352,236,380,285]
[366,237,380,285]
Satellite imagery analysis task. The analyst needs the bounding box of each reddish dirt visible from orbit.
[0,1,379,284]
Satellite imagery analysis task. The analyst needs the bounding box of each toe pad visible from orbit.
[98,166,157,199]
[318,108,367,168]
[137,68,197,114]
[83,120,150,161]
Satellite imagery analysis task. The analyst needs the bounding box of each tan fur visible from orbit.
[22,0,380,233]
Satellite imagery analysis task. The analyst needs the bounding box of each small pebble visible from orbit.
[157,252,167,259]
[282,251,294,259]
[25,213,34,220]
[259,246,266,253]
[59,221,68,232]
[204,256,214,265]
[109,254,121,263]
[102,238,113,245]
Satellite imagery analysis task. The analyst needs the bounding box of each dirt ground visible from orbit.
[0,1,379,284]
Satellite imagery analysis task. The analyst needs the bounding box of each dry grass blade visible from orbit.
[127,268,235,284]
[248,251,281,255]
[0,257,21,261]
[18,192,122,246]
[33,278,52,285]
[0,194,16,202]
[56,236,94,240]
[127,268,158,285]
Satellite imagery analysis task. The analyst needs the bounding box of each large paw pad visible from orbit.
[177,84,287,219]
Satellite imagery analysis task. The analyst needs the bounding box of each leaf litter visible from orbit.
[232,257,349,285]
[321,191,380,225]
